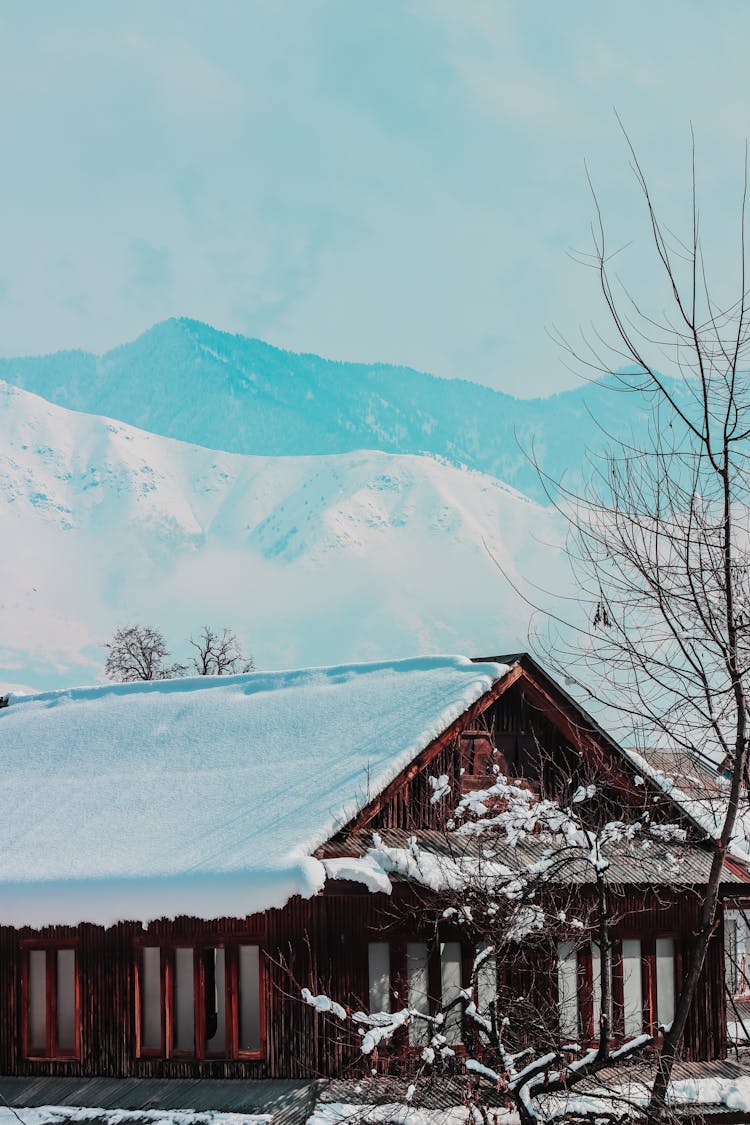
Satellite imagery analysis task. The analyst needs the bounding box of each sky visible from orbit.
[1,1,750,395]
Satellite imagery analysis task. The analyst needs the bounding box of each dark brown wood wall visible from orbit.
[0,886,728,1079]
[361,683,696,836]
[368,739,459,832]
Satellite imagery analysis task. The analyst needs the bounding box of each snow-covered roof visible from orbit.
[623,746,750,859]
[0,655,507,927]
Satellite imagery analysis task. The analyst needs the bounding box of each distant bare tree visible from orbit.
[104,625,186,682]
[188,625,254,676]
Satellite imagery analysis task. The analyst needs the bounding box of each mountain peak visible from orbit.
[0,322,662,502]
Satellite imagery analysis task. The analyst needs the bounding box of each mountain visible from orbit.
[0,318,671,502]
[0,381,566,692]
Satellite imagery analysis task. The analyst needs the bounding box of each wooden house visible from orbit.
[0,652,746,1080]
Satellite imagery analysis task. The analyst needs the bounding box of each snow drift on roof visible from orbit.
[0,655,507,926]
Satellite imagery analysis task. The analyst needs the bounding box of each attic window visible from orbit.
[23,944,79,1059]
[459,733,496,792]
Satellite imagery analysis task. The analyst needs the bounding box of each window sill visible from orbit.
[24,1055,80,1062]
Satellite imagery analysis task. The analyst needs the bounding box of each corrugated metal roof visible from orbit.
[324,1059,750,1121]
[0,1078,319,1125]
[320,829,750,886]
[4,1064,750,1124]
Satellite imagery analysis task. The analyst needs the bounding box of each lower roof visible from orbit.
[319,829,750,889]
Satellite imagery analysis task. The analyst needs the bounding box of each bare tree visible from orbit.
[299,747,686,1124]
[104,624,186,682]
[537,127,750,1120]
[298,131,750,1125]
[188,625,254,676]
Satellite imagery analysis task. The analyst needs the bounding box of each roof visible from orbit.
[624,745,750,861]
[0,1077,318,1125]
[318,829,750,888]
[0,655,507,926]
[476,654,736,846]
[317,1060,750,1123]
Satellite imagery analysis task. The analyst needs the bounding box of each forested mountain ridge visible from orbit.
[0,317,673,502]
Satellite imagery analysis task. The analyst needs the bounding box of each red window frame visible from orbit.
[561,932,680,1045]
[21,940,80,1061]
[135,939,265,1061]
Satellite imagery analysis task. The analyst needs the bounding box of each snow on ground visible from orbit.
[0,1110,270,1125]
[540,1072,750,1118]
[307,1074,750,1124]
[0,656,507,926]
[307,1104,516,1125]
[0,380,565,691]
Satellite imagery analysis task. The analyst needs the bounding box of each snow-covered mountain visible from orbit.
[0,382,566,693]
[0,318,670,502]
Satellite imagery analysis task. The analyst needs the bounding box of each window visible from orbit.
[440,941,463,1045]
[24,945,78,1059]
[138,942,262,1059]
[557,941,579,1040]
[725,918,740,996]
[368,943,391,1014]
[655,937,676,1029]
[557,936,674,1042]
[407,942,430,1046]
[591,942,613,1034]
[475,943,497,1024]
[139,946,162,1052]
[622,939,643,1037]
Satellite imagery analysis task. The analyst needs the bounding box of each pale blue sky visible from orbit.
[1,1,749,394]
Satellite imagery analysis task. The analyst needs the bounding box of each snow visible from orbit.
[0,317,662,507]
[669,1075,750,1111]
[0,1111,270,1125]
[0,656,507,926]
[624,746,750,859]
[540,1061,750,1118]
[305,1069,750,1125]
[322,854,394,895]
[0,379,564,692]
[301,989,348,1021]
[308,1105,518,1125]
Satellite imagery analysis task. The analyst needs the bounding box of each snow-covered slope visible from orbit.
[0,318,678,502]
[0,382,566,691]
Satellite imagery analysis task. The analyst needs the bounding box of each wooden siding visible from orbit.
[351,680,692,839]
[0,659,733,1080]
[0,886,729,1079]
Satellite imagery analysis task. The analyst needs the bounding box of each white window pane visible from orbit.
[725,920,739,995]
[239,945,261,1052]
[656,937,676,1029]
[205,948,226,1054]
[407,942,429,1046]
[440,941,463,1045]
[368,943,391,1014]
[56,949,76,1050]
[140,947,162,1051]
[622,939,643,1037]
[28,950,47,1052]
[591,942,612,1034]
[557,941,579,1040]
[174,948,195,1053]
[476,945,497,1021]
